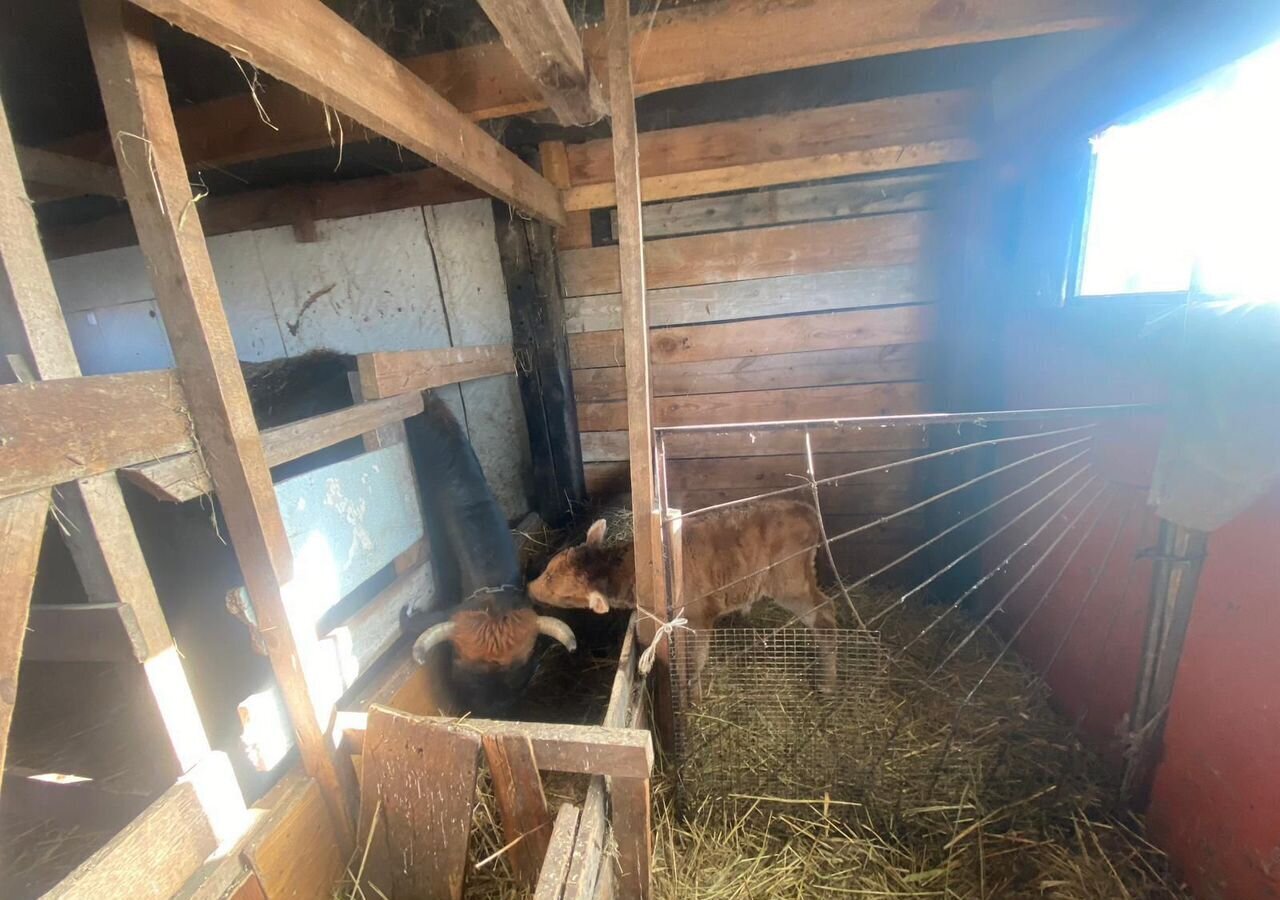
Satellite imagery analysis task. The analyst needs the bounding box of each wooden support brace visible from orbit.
[83,0,354,847]
[16,144,123,199]
[0,490,50,782]
[534,803,581,900]
[610,776,652,900]
[483,733,554,887]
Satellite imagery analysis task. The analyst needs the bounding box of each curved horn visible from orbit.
[412,621,457,665]
[536,616,578,652]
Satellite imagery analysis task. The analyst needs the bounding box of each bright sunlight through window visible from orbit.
[1078,38,1280,301]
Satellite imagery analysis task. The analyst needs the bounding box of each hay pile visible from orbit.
[651,587,1190,898]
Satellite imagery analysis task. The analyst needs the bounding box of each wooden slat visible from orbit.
[483,734,554,886]
[674,483,912,516]
[122,391,424,503]
[48,0,1124,172]
[16,145,122,199]
[565,265,923,333]
[562,213,925,297]
[586,450,917,494]
[474,0,604,125]
[616,173,936,241]
[580,382,926,432]
[583,427,926,463]
[0,371,193,499]
[564,91,978,209]
[43,166,482,260]
[22,603,147,663]
[344,714,654,778]
[534,803,581,900]
[357,344,516,399]
[131,0,564,224]
[0,491,49,780]
[611,777,651,900]
[603,614,638,729]
[572,306,934,370]
[574,344,929,402]
[358,707,483,900]
[241,779,344,900]
[84,0,353,845]
[323,561,433,680]
[45,753,247,900]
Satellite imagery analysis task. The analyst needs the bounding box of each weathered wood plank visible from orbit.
[241,778,344,900]
[123,391,425,503]
[562,778,607,900]
[574,344,929,402]
[572,306,934,370]
[45,753,247,900]
[358,707,483,900]
[603,614,638,729]
[579,381,926,432]
[495,207,587,526]
[613,173,936,241]
[0,491,49,781]
[586,450,917,494]
[323,560,434,679]
[48,0,1124,171]
[561,213,926,297]
[85,0,353,843]
[534,803,581,900]
[565,266,923,333]
[585,427,926,463]
[0,371,193,499]
[357,344,516,398]
[131,0,564,224]
[474,0,604,125]
[564,91,978,209]
[22,603,147,663]
[483,734,554,886]
[44,166,482,259]
[16,144,123,198]
[610,777,651,900]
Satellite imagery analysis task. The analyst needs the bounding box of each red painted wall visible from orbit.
[992,306,1280,899]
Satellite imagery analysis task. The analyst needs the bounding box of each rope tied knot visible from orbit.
[636,606,692,676]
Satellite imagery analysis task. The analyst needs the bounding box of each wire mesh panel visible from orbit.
[670,627,889,810]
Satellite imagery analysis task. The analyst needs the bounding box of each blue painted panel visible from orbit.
[232,444,423,625]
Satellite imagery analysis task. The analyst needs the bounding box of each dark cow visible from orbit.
[400,391,576,716]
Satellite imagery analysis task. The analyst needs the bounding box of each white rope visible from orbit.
[636,606,691,676]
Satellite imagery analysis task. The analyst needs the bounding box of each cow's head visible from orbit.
[528,520,631,614]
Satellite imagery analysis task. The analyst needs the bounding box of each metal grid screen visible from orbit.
[670,627,890,809]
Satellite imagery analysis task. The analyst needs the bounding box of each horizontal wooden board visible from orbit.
[567,92,974,185]
[580,427,927,463]
[573,343,929,403]
[586,450,918,494]
[570,305,934,369]
[560,213,925,297]
[0,370,193,500]
[564,265,923,333]
[615,172,936,241]
[670,483,913,516]
[578,382,927,432]
[357,344,516,398]
[564,92,978,208]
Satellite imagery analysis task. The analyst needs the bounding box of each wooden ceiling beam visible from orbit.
[474,0,605,126]
[16,145,123,200]
[47,0,1130,174]
[128,0,565,224]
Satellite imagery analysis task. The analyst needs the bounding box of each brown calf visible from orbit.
[528,499,837,698]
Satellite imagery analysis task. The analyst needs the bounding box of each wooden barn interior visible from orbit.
[2,0,1280,897]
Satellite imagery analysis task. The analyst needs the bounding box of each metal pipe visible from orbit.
[655,403,1158,435]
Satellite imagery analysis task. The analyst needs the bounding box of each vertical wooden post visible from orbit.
[82,0,354,848]
[0,70,212,774]
[605,0,664,638]
[495,183,588,526]
[611,776,652,900]
[0,490,50,781]
[482,734,554,887]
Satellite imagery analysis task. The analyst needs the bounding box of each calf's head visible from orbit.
[410,587,577,716]
[528,520,631,615]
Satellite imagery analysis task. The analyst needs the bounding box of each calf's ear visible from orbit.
[585,519,608,548]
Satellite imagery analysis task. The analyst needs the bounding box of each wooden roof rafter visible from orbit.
[125,0,565,225]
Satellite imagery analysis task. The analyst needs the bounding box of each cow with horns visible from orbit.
[401,391,577,716]
[528,498,838,700]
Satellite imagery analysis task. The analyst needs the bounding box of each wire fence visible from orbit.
[652,405,1158,813]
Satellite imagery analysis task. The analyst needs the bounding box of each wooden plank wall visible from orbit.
[557,106,955,575]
